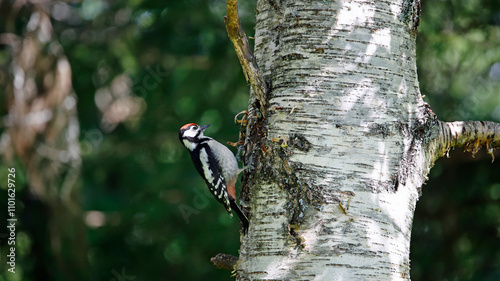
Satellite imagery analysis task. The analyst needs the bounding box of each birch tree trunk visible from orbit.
[226,0,500,280]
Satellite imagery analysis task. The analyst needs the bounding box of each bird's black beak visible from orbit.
[200,124,210,131]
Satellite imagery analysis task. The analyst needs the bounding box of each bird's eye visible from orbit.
[191,126,198,130]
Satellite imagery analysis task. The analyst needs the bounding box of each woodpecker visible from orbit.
[179,123,249,234]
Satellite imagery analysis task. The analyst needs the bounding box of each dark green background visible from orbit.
[0,0,499,280]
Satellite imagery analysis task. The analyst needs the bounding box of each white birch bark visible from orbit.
[238,0,426,280]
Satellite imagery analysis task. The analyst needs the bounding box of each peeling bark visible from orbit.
[433,120,500,160]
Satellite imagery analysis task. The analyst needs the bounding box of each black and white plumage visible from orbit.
[179,123,249,233]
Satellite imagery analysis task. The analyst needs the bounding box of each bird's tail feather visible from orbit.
[230,199,249,235]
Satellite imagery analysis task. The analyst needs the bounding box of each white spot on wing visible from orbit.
[199,145,232,215]
[199,148,214,183]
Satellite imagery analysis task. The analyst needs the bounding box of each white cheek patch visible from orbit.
[183,128,203,138]
[183,139,197,151]
[199,148,214,183]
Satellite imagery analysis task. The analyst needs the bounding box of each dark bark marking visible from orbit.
[289,134,312,152]
[280,53,308,61]
[395,104,438,193]
[368,123,393,138]
[399,0,421,32]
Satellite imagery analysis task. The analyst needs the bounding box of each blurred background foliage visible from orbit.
[413,0,500,280]
[0,0,498,280]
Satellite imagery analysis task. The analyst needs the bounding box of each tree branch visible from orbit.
[211,253,238,271]
[436,120,500,161]
[225,0,268,116]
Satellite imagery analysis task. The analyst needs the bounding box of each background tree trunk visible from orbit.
[237,0,435,279]
[1,4,88,280]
